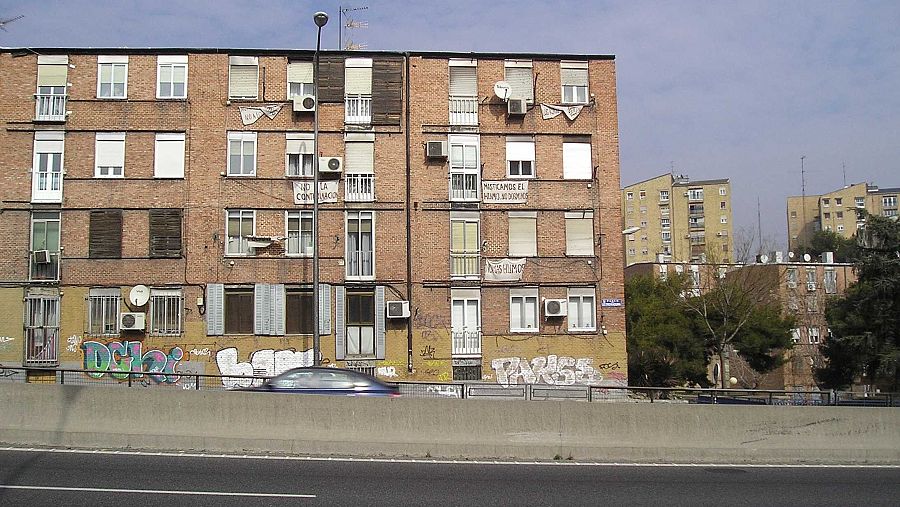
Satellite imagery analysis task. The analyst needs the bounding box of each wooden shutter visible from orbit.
[149,209,182,258]
[319,283,331,335]
[206,284,224,336]
[375,285,385,360]
[334,285,345,360]
[316,55,345,103]
[89,209,122,258]
[372,57,402,126]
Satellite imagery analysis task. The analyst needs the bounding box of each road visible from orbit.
[0,448,897,506]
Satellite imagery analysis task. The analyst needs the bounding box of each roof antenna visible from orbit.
[0,14,24,31]
[339,6,368,50]
[842,161,847,187]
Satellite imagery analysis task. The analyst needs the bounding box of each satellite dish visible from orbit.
[129,285,150,306]
[803,253,812,262]
[757,254,769,264]
[493,81,512,101]
[788,251,795,259]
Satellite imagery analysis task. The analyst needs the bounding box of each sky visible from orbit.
[2,0,898,250]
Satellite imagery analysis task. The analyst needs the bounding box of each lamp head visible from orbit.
[313,11,329,28]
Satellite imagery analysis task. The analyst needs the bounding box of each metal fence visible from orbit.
[0,366,897,406]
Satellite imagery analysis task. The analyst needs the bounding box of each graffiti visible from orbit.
[216,347,314,388]
[0,368,17,378]
[82,341,183,383]
[376,366,398,378]
[66,335,82,353]
[426,385,462,398]
[0,336,13,348]
[490,355,602,387]
[596,361,621,370]
[190,348,212,357]
[419,345,436,359]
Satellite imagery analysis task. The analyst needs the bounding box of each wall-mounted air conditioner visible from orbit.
[426,141,448,158]
[806,282,817,291]
[386,301,410,319]
[293,94,316,112]
[507,98,527,115]
[319,156,342,173]
[120,312,146,331]
[32,250,51,264]
[544,299,567,318]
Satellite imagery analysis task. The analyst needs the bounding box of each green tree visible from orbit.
[817,212,900,390]
[795,229,859,263]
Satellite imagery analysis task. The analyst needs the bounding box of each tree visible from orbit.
[817,212,900,390]
[795,229,859,263]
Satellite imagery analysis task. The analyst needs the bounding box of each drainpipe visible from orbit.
[405,52,413,373]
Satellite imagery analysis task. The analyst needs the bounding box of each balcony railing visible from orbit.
[35,93,67,121]
[452,329,481,356]
[345,95,371,124]
[346,250,374,278]
[451,252,480,278]
[450,173,479,201]
[345,173,375,202]
[449,96,478,126]
[30,252,60,281]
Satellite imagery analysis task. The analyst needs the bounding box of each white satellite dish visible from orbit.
[803,253,812,262]
[493,81,511,101]
[129,285,150,306]
[788,251,795,259]
[758,254,769,264]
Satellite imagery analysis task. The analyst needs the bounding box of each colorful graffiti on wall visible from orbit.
[491,355,622,387]
[215,347,314,388]
[82,340,183,383]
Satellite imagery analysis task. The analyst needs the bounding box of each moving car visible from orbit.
[239,366,400,397]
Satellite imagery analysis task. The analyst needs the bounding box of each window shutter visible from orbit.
[319,283,331,335]
[565,212,594,256]
[154,133,185,178]
[206,284,224,336]
[505,66,533,101]
[506,140,535,161]
[287,61,313,83]
[273,284,285,335]
[228,56,258,99]
[254,283,274,335]
[563,142,592,179]
[334,285,345,360]
[372,57,402,126]
[449,66,477,96]
[37,63,68,87]
[375,285,385,360]
[89,209,123,258]
[316,55,345,103]
[95,133,125,170]
[286,133,314,154]
[149,209,182,258]
[560,62,589,86]
[344,142,374,174]
[344,67,372,95]
[509,216,537,257]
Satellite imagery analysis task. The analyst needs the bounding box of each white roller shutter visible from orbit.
[375,286,385,360]
[449,66,477,96]
[334,285,346,360]
[508,215,537,257]
[37,60,68,87]
[560,61,589,86]
[229,56,259,99]
[506,139,535,161]
[504,61,533,101]
[95,133,125,171]
[319,283,331,335]
[344,142,374,174]
[563,142,592,179]
[345,58,372,95]
[565,211,594,256]
[287,61,313,83]
[154,133,185,178]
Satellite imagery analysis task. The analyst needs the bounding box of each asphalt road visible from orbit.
[0,448,898,506]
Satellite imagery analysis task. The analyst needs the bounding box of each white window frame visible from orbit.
[720,216,728,224]
[226,209,255,256]
[227,131,257,176]
[660,190,670,202]
[791,328,801,344]
[156,55,188,99]
[346,211,375,280]
[451,211,480,279]
[506,136,535,178]
[504,59,534,101]
[719,187,727,196]
[451,288,481,357]
[687,188,704,200]
[562,141,592,180]
[626,192,634,201]
[567,287,596,332]
[87,288,121,336]
[565,211,594,256]
[808,327,820,344]
[286,210,313,257]
[287,60,314,99]
[149,288,183,336]
[228,56,259,100]
[508,211,537,257]
[883,196,897,208]
[509,287,539,333]
[30,211,61,281]
[97,56,128,99]
[154,133,186,178]
[661,231,672,242]
[32,131,64,203]
[639,190,646,200]
[94,132,125,178]
[449,134,480,201]
[855,196,865,208]
[286,133,314,177]
[560,61,589,104]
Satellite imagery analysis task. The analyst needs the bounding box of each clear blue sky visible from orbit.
[2,0,898,250]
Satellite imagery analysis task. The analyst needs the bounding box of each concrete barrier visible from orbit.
[1,384,898,464]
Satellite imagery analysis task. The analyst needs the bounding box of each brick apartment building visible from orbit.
[0,48,626,388]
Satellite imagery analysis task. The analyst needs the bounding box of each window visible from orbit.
[93,133,125,178]
[855,196,865,208]
[510,288,538,332]
[791,210,797,218]
[791,328,801,344]
[508,212,537,257]
[661,231,671,242]
[720,201,727,210]
[626,192,634,201]
[565,211,593,256]
[836,211,844,219]
[287,60,314,98]
[639,190,646,200]
[227,132,257,176]
[560,61,588,104]
[24,293,60,366]
[504,59,533,101]
[150,289,182,336]
[823,198,830,207]
[451,212,480,278]
[344,58,372,124]
[286,288,314,335]
[32,131,64,203]
[719,187,727,196]
[154,133,185,178]
[640,220,648,228]
[157,55,187,99]
[88,288,121,336]
[286,133,314,177]
[345,134,375,202]
[449,134,479,201]
[89,209,123,259]
[97,55,128,99]
[641,248,649,255]
[687,188,704,200]
[661,218,670,229]
[451,289,481,356]
[824,269,837,294]
[226,210,255,256]
[660,205,670,216]
[627,248,635,256]
[449,59,477,126]
[883,196,898,208]
[786,268,798,286]
[345,290,376,357]
[659,190,669,202]
[224,287,254,334]
[506,136,535,178]
[806,267,817,283]
[835,197,842,206]
[563,141,591,179]
[837,224,844,232]
[35,55,68,121]
[884,209,898,217]
[824,212,831,219]
[720,216,728,224]
[286,211,313,256]
[346,211,374,279]
[567,288,596,331]
[149,209,183,258]
[30,211,60,281]
[228,56,258,99]
[808,327,820,344]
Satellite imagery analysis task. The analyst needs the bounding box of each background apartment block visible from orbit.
[622,174,733,266]
[0,48,626,388]
[787,182,899,252]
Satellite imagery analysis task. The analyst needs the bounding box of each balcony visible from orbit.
[450,252,479,279]
[449,96,478,126]
[345,95,371,124]
[346,250,374,279]
[30,252,60,282]
[345,173,375,202]
[35,93,67,122]
[452,329,481,356]
[450,173,479,201]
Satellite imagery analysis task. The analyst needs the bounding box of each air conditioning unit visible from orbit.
[32,250,51,264]
[507,98,527,115]
[120,312,146,331]
[787,281,797,289]
[544,299,567,318]
[319,156,342,173]
[386,301,410,319]
[426,141,448,158]
[292,94,316,112]
[806,282,817,291]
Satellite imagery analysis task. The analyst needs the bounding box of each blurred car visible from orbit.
[238,366,400,397]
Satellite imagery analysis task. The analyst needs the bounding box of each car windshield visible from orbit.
[268,369,372,389]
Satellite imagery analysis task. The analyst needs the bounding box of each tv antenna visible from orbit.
[0,14,24,31]
[339,6,368,50]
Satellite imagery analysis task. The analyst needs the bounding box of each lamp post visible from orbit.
[312,11,328,366]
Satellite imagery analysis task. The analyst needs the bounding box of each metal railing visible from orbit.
[449,96,478,125]
[451,330,481,356]
[450,252,479,278]
[449,173,478,201]
[345,95,371,124]
[35,93,67,121]
[345,173,375,202]
[346,250,374,278]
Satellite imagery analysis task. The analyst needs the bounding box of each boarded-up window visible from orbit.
[89,209,123,259]
[224,288,253,334]
[149,209,182,258]
[316,55,345,103]
[372,57,402,125]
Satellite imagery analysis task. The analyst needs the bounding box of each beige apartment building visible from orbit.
[622,174,733,266]
[787,182,900,252]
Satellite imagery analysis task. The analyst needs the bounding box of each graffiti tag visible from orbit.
[66,335,82,353]
[490,355,601,387]
[376,366,398,378]
[216,347,314,388]
[82,341,183,383]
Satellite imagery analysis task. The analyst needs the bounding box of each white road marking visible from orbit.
[0,485,315,498]
[0,446,896,468]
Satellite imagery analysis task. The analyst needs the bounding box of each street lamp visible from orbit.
[312,11,328,366]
